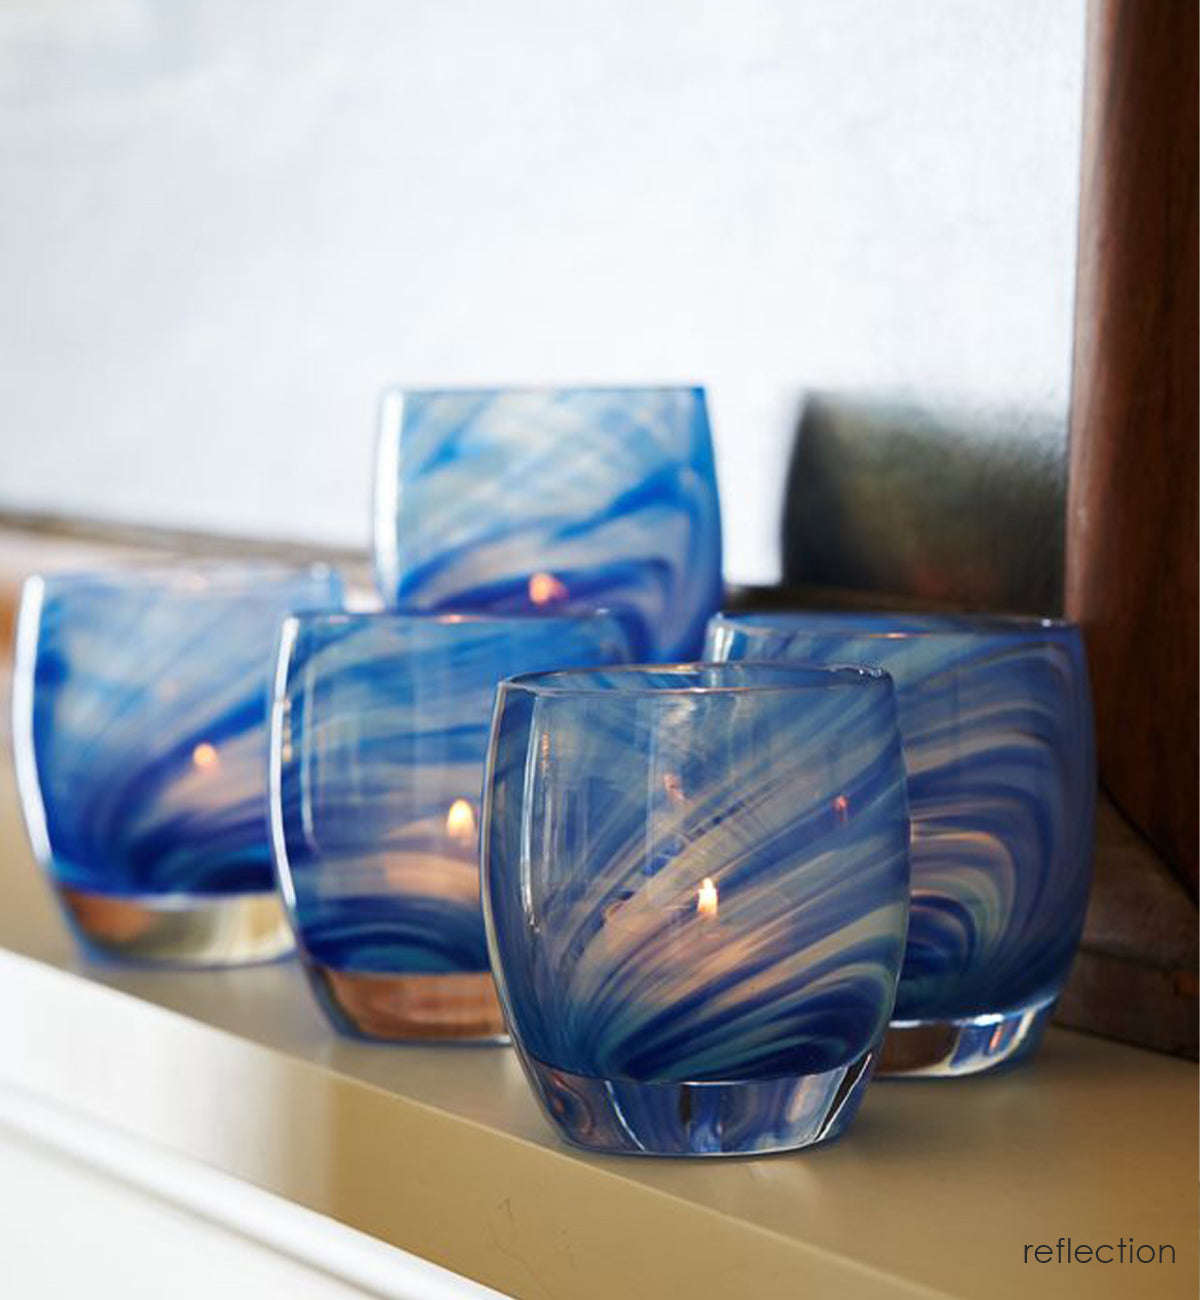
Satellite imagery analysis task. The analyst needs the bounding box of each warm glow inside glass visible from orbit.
[269,611,629,1042]
[482,663,911,1156]
[12,563,342,967]
[706,611,1095,1077]
[372,386,723,659]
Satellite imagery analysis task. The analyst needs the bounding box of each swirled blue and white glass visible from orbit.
[372,387,723,660]
[483,663,910,1156]
[706,612,1095,1076]
[270,612,630,1041]
[13,564,342,966]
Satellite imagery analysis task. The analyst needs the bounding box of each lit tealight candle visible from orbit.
[382,800,481,905]
[594,875,724,973]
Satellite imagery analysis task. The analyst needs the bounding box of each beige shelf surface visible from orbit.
[0,748,1194,1300]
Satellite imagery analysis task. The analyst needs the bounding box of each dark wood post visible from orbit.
[1066,0,1199,893]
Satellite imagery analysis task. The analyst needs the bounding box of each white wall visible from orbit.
[0,0,1084,584]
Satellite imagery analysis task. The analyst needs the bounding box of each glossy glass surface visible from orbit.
[483,663,910,1154]
[706,612,1095,1058]
[13,565,342,931]
[372,387,723,660]
[269,612,629,1039]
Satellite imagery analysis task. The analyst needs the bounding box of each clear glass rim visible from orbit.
[285,608,625,635]
[708,609,1079,640]
[502,661,892,698]
[28,560,337,597]
[383,383,705,400]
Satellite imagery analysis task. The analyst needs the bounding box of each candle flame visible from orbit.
[192,742,219,770]
[833,793,849,825]
[446,798,477,844]
[528,571,568,605]
[697,876,718,919]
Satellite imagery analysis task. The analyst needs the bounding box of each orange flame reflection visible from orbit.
[697,877,719,919]
[446,799,477,845]
[192,742,219,770]
[528,572,568,605]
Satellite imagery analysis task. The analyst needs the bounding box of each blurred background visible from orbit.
[0,0,1084,587]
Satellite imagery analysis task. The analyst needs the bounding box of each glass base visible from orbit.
[305,961,507,1042]
[56,885,294,968]
[878,993,1058,1078]
[518,1045,880,1157]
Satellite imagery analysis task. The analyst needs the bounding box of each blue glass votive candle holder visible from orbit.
[482,663,911,1156]
[372,386,723,660]
[706,612,1096,1077]
[269,611,630,1041]
[13,563,342,966]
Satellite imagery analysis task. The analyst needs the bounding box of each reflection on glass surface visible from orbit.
[12,563,342,966]
[707,611,1095,1076]
[270,610,630,1041]
[373,387,723,660]
[484,662,910,1155]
